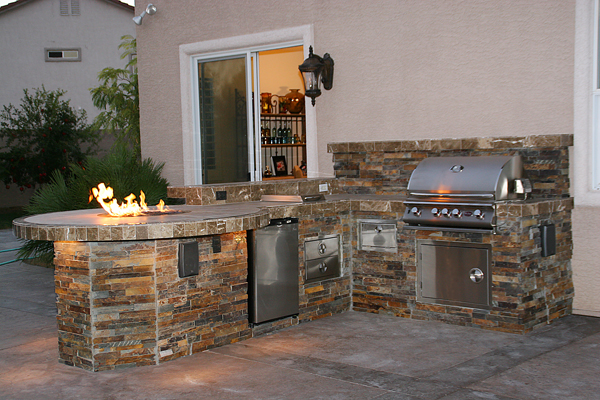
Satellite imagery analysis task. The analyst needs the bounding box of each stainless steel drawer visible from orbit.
[359,220,397,253]
[304,236,339,260]
[304,235,340,283]
[305,255,339,282]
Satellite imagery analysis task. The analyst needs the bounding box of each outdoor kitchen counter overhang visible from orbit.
[11,194,408,241]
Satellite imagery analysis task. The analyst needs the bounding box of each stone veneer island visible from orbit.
[13,134,575,371]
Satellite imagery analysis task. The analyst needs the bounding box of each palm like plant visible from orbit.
[90,35,140,156]
[19,147,169,265]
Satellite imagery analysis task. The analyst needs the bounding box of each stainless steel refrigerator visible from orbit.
[248,218,299,324]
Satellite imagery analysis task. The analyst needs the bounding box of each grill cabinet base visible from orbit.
[417,240,491,309]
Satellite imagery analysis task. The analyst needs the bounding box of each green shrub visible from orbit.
[90,35,140,157]
[20,147,169,265]
[0,87,99,190]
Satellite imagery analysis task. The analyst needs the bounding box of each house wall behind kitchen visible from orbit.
[136,1,600,315]
[136,0,574,184]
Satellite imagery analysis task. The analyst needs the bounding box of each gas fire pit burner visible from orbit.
[98,209,189,217]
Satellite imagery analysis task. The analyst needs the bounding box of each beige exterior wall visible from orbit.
[0,0,135,120]
[137,1,600,315]
[0,0,135,208]
[137,0,574,185]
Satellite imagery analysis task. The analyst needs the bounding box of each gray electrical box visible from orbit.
[178,241,199,278]
[541,224,556,257]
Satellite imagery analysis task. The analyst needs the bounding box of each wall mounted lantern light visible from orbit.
[298,46,334,106]
[133,4,157,25]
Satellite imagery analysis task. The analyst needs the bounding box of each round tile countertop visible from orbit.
[12,195,408,242]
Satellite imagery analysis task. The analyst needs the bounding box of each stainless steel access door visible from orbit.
[417,240,491,309]
[248,218,299,324]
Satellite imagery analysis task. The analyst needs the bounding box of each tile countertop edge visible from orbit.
[12,195,404,242]
[11,196,570,242]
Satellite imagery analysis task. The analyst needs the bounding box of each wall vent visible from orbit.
[60,0,80,16]
[59,0,69,15]
[71,0,80,15]
[45,48,81,62]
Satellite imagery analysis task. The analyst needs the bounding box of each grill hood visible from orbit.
[407,155,527,201]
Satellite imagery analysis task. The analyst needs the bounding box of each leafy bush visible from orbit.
[0,87,99,190]
[90,35,140,156]
[20,147,169,265]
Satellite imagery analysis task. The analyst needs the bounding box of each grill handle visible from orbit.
[409,192,495,199]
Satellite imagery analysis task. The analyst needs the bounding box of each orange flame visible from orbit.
[91,183,169,217]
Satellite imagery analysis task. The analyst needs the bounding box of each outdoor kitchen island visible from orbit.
[12,133,575,372]
[12,193,356,371]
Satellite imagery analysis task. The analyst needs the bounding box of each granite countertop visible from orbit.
[12,195,405,242]
[11,194,572,242]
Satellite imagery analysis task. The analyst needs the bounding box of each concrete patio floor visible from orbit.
[1,229,599,400]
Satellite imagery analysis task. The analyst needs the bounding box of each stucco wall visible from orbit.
[136,0,574,185]
[0,0,135,120]
[0,0,135,207]
[136,1,599,314]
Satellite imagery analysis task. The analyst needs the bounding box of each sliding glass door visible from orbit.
[193,53,259,184]
[192,42,303,185]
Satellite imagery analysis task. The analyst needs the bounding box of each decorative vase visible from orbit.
[260,93,272,114]
[284,89,305,114]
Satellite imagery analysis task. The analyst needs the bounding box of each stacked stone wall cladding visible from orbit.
[53,207,353,371]
[167,178,342,205]
[156,233,251,363]
[54,233,251,371]
[349,200,574,334]
[328,134,572,199]
[54,242,94,370]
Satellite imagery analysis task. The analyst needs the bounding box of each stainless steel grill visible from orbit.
[403,155,531,232]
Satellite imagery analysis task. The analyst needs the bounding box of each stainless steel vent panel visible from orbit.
[359,220,397,253]
[407,155,523,201]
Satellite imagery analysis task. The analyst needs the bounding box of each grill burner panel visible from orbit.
[404,155,529,231]
[404,201,494,231]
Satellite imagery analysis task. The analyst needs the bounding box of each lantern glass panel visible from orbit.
[302,71,320,92]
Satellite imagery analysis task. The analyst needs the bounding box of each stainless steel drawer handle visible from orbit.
[318,242,327,255]
[469,268,484,283]
[318,262,328,273]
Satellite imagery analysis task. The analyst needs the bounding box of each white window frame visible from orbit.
[190,51,260,185]
[593,0,600,190]
[574,0,600,205]
[179,25,316,186]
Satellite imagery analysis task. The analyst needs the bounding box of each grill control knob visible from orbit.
[451,208,462,218]
[410,207,421,216]
[431,208,441,217]
[441,208,450,217]
[473,209,485,220]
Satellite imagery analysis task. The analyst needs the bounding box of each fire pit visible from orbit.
[12,198,275,372]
